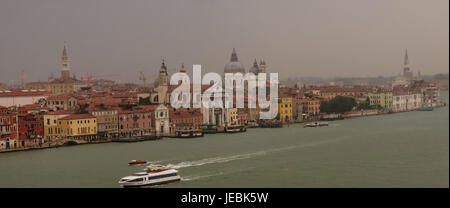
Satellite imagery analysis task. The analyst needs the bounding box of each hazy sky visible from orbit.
[0,0,448,84]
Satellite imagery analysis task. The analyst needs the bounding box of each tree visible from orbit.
[139,97,151,105]
[356,97,373,110]
[320,96,356,114]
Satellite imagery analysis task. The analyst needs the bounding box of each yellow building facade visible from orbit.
[57,114,97,140]
[226,108,238,126]
[368,90,393,110]
[278,97,293,122]
[43,112,69,141]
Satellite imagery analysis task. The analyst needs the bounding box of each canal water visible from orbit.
[0,92,448,188]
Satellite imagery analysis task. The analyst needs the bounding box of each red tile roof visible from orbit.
[60,113,96,120]
[0,90,51,97]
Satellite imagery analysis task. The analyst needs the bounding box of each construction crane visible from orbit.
[139,70,147,88]
[139,69,159,88]
[82,74,120,87]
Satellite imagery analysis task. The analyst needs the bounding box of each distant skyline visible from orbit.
[0,0,448,85]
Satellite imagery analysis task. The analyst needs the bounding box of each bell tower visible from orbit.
[61,41,70,79]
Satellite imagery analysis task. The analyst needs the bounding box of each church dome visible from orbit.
[249,59,259,75]
[224,48,245,74]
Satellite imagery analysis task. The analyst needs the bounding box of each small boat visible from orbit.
[304,122,328,128]
[128,160,148,165]
[200,124,218,134]
[175,129,204,138]
[118,165,181,187]
[417,107,434,111]
[224,125,247,133]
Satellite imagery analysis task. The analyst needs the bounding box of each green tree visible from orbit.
[139,97,151,105]
[320,96,356,114]
[357,97,372,110]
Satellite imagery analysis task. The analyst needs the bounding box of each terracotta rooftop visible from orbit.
[0,90,51,97]
[60,113,96,120]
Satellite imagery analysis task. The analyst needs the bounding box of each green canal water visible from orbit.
[0,91,448,188]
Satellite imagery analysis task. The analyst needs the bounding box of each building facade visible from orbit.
[46,94,78,111]
[153,104,170,136]
[368,89,393,111]
[18,108,44,148]
[392,91,423,112]
[57,114,97,141]
[43,111,70,141]
[89,107,119,138]
[278,97,293,122]
[0,106,18,151]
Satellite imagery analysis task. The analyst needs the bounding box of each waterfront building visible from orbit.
[43,110,71,141]
[247,105,260,126]
[226,108,239,126]
[368,88,393,111]
[292,97,303,122]
[298,98,320,120]
[202,107,225,128]
[0,106,18,151]
[57,114,97,141]
[46,94,78,111]
[153,104,170,136]
[170,110,203,132]
[237,108,248,126]
[88,105,119,138]
[118,106,153,137]
[410,80,441,107]
[278,96,293,122]
[392,90,423,112]
[17,108,45,148]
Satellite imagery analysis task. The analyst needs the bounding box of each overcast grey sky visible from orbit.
[0,0,448,84]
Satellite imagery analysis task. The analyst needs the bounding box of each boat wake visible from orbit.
[166,138,348,170]
[182,166,256,181]
[146,160,162,165]
[181,172,224,181]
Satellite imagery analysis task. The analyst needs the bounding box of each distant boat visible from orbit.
[304,122,328,128]
[128,160,148,166]
[224,125,247,133]
[417,107,434,111]
[418,103,434,111]
[174,129,204,138]
[200,124,218,134]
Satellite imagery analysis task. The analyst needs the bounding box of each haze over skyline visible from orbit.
[0,0,448,85]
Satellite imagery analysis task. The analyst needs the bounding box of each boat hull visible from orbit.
[120,176,181,187]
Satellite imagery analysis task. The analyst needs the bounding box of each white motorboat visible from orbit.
[118,165,181,187]
[304,122,328,128]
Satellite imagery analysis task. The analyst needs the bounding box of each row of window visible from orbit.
[47,127,96,135]
[65,119,96,125]
[92,111,117,116]
[127,173,178,182]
